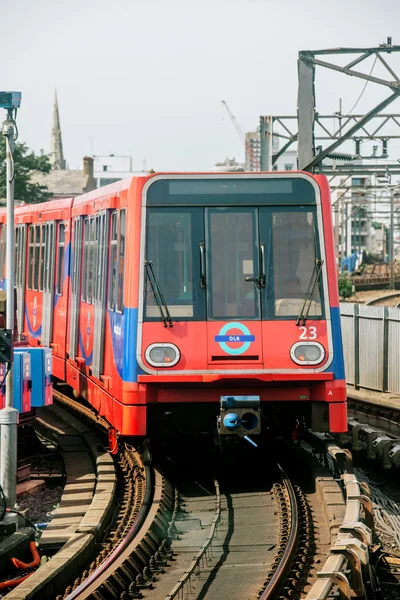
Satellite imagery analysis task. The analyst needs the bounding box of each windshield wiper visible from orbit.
[145,261,173,327]
[296,258,323,327]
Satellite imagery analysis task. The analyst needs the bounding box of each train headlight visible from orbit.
[290,342,325,366]
[145,343,180,367]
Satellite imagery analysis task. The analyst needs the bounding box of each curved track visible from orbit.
[365,292,400,306]
[53,394,174,600]
[2,389,361,600]
[1,390,174,600]
[258,464,299,600]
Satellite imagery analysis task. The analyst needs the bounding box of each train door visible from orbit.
[42,221,56,346]
[92,211,109,379]
[69,217,83,360]
[205,207,264,366]
[15,224,27,338]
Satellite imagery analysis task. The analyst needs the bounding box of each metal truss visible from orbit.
[261,39,400,175]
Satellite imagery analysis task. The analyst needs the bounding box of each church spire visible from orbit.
[50,91,66,170]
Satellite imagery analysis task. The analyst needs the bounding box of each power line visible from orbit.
[348,55,378,114]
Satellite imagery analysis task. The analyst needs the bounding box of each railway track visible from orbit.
[126,445,360,600]
[2,391,371,600]
[2,391,174,600]
[52,393,174,600]
[365,292,400,307]
[156,460,307,600]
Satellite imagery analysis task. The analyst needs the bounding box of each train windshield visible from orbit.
[144,178,324,322]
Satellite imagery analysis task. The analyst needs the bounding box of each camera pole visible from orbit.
[0,95,21,512]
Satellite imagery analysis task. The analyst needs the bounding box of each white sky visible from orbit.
[2,0,400,170]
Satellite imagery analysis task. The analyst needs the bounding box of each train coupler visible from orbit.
[218,396,261,446]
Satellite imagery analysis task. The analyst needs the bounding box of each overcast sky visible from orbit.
[2,0,400,171]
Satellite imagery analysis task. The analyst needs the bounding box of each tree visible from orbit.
[0,139,52,204]
[338,273,353,300]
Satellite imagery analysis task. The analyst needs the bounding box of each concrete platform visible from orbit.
[36,405,116,549]
[2,404,118,599]
[347,385,400,412]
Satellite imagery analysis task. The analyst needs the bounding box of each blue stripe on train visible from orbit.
[328,306,345,381]
[109,307,143,382]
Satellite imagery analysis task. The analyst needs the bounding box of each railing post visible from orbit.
[354,304,360,390]
[383,306,389,392]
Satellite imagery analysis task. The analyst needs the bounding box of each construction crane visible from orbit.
[221,100,261,170]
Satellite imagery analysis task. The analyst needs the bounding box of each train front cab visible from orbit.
[137,173,347,441]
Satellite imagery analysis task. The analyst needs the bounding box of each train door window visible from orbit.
[116,209,125,313]
[39,225,46,292]
[145,208,204,320]
[108,211,118,311]
[28,225,34,290]
[33,225,41,291]
[206,208,260,320]
[56,223,65,295]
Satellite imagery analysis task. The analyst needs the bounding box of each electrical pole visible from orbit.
[390,187,395,289]
[0,92,21,514]
[260,116,273,171]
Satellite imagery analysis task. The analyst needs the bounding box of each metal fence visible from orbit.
[340,303,400,393]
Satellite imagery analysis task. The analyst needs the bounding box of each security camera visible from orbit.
[0,92,21,110]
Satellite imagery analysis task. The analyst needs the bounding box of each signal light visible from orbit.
[0,329,14,364]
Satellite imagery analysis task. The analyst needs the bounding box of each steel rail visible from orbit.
[365,292,400,306]
[64,465,158,600]
[50,390,161,600]
[164,478,221,600]
[259,463,299,600]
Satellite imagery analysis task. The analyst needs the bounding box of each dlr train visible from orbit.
[0,171,347,447]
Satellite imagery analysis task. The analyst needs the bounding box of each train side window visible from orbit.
[33,225,41,291]
[272,210,322,317]
[28,225,34,290]
[116,209,125,313]
[93,216,99,303]
[56,223,65,295]
[72,217,83,296]
[39,224,46,292]
[108,211,118,311]
[15,227,19,282]
[43,222,55,294]
[87,217,96,304]
[82,217,89,303]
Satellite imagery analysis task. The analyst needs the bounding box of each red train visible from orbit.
[2,172,347,444]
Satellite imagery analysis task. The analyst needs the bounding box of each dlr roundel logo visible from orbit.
[214,322,255,356]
